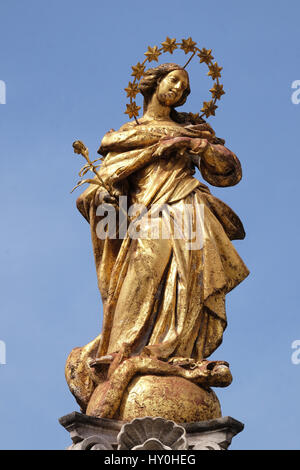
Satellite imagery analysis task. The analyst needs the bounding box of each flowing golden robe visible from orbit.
[77,121,249,362]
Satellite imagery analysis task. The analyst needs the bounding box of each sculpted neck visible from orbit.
[143,93,171,121]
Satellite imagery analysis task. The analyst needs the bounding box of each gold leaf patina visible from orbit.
[188,112,201,122]
[180,37,196,54]
[207,62,223,80]
[131,62,146,80]
[201,100,218,117]
[125,37,225,121]
[125,101,141,119]
[210,83,225,100]
[124,82,139,99]
[161,37,177,54]
[197,48,214,64]
[144,45,161,62]
[69,42,249,421]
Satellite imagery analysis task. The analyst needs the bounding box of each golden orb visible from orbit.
[87,374,221,422]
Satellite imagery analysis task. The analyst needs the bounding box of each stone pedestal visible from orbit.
[59,412,244,450]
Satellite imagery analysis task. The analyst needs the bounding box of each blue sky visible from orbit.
[0,0,299,449]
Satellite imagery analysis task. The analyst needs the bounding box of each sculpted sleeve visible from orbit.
[200,143,242,187]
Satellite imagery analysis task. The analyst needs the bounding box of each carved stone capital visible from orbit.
[59,412,244,450]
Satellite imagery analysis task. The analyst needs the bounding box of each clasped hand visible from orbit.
[153,136,209,159]
[153,123,215,159]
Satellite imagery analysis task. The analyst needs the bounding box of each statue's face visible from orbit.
[156,69,189,107]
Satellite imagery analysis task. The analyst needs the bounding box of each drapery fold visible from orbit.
[76,122,249,362]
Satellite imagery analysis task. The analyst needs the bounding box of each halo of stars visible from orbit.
[125,37,225,124]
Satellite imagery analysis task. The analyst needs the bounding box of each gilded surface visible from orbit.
[66,61,249,420]
[90,375,222,422]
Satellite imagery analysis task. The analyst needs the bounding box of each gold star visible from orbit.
[201,100,218,118]
[207,62,223,80]
[188,112,201,122]
[144,45,161,62]
[131,62,146,80]
[209,83,225,100]
[180,37,196,54]
[124,82,139,99]
[197,48,214,64]
[125,102,141,119]
[161,37,177,54]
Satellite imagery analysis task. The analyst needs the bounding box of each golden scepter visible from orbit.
[71,140,111,194]
[71,140,130,224]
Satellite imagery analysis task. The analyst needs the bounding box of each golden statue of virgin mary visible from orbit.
[65,55,249,423]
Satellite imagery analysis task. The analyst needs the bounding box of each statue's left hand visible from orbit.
[189,138,209,155]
